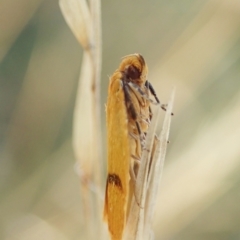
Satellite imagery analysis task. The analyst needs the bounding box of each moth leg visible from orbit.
[145,80,160,103]
[160,103,174,116]
[127,82,147,105]
[135,121,146,149]
[146,81,174,116]
[161,103,168,111]
[128,135,142,208]
[129,125,142,177]
[130,155,140,182]
[130,155,142,208]
[148,105,153,120]
[124,81,149,176]
[128,82,158,105]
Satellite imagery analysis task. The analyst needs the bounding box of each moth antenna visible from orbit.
[146,81,160,103]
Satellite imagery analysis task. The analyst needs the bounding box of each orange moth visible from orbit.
[104,54,160,240]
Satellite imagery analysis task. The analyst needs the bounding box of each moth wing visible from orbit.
[104,72,130,239]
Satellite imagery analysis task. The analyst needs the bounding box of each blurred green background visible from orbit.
[1,0,240,239]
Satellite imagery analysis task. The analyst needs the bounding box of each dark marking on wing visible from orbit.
[107,173,123,190]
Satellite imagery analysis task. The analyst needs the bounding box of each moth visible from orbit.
[103,54,160,240]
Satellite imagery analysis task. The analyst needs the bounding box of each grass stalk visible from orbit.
[59,0,104,239]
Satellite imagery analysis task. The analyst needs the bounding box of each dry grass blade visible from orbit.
[59,0,93,50]
[143,88,175,239]
[59,1,104,240]
[124,89,175,240]
[123,104,161,240]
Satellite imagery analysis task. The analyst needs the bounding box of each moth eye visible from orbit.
[126,65,141,80]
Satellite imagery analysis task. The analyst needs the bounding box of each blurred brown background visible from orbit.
[1,0,240,239]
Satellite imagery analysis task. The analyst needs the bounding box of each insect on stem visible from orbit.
[103,53,172,240]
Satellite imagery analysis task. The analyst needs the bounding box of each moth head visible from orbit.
[119,53,148,86]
